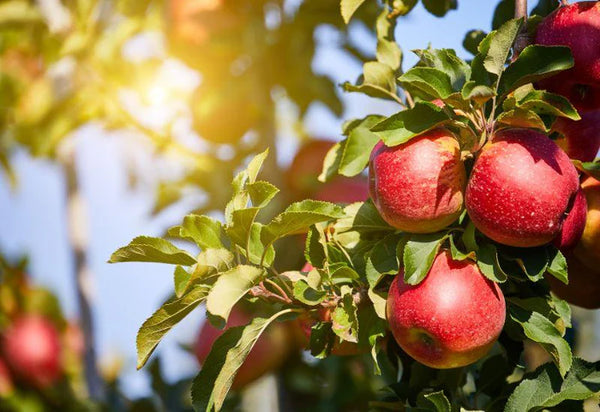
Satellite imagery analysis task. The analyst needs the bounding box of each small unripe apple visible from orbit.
[466,128,580,247]
[535,2,600,112]
[2,315,62,388]
[574,176,600,267]
[546,252,600,309]
[553,188,587,251]
[369,129,466,233]
[387,251,506,369]
[194,307,291,389]
[553,110,600,162]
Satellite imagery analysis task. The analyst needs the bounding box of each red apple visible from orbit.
[194,307,291,389]
[546,252,600,309]
[369,129,466,233]
[574,176,600,267]
[313,177,369,204]
[286,139,336,196]
[0,358,13,396]
[535,2,600,112]
[466,128,580,247]
[553,110,600,162]
[553,188,587,251]
[2,315,62,388]
[387,251,506,369]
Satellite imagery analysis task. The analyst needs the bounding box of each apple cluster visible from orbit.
[370,2,600,369]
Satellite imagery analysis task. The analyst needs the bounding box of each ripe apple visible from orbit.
[313,177,369,204]
[194,307,291,389]
[0,358,13,396]
[387,251,506,369]
[553,110,600,162]
[535,2,600,112]
[574,176,600,267]
[1,315,62,388]
[466,128,580,247]
[553,188,587,251]
[546,252,600,309]
[369,129,466,233]
[287,139,368,203]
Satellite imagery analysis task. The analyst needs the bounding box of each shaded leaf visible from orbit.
[403,233,447,285]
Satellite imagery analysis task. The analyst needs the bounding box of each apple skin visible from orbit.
[546,252,600,309]
[387,251,506,369]
[1,315,62,388]
[313,177,369,204]
[574,176,600,267]
[466,128,580,247]
[553,188,587,251]
[369,129,466,233]
[194,307,291,389]
[553,110,600,162]
[535,2,600,112]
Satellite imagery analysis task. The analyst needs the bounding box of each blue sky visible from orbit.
[0,0,503,397]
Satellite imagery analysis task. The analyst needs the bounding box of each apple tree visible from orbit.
[112,0,600,410]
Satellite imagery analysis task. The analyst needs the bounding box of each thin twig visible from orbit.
[264,278,292,303]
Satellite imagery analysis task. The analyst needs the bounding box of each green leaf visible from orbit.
[512,90,580,121]
[245,223,275,266]
[343,61,399,101]
[334,200,392,235]
[504,246,549,282]
[137,285,210,369]
[505,358,600,412]
[572,160,600,180]
[547,247,568,285]
[180,215,225,250]
[398,67,454,100]
[205,265,265,328]
[109,236,197,266]
[340,0,367,24]
[413,49,471,91]
[174,266,191,297]
[376,9,402,70]
[509,305,572,376]
[499,45,574,96]
[461,81,496,105]
[191,310,294,411]
[423,391,451,412]
[370,102,450,146]
[482,18,523,76]
[261,200,345,248]
[339,115,384,177]
[309,322,335,358]
[318,141,345,183]
[403,233,447,285]
[332,287,359,343]
[421,0,457,17]
[463,30,487,56]
[476,243,508,283]
[462,221,479,252]
[293,281,327,306]
[190,249,236,285]
[496,108,547,131]
[448,235,475,262]
[247,181,279,208]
